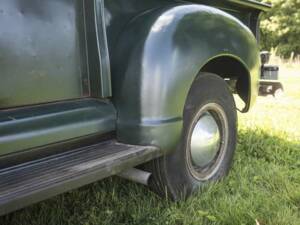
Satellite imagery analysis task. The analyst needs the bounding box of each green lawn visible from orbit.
[1,66,299,225]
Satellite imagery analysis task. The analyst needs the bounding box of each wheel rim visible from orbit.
[274,88,284,98]
[187,103,229,181]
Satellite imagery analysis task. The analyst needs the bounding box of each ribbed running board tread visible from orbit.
[0,140,160,215]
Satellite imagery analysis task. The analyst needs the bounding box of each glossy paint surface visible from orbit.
[0,0,265,212]
[0,0,112,109]
[0,0,85,108]
[0,0,263,156]
[0,0,113,156]
[0,99,116,156]
[108,3,260,151]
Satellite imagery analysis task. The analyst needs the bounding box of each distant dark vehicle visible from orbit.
[259,51,284,97]
[0,0,270,216]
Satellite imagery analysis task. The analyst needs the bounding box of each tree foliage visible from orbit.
[259,0,300,58]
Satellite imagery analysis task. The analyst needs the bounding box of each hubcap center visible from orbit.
[190,112,221,168]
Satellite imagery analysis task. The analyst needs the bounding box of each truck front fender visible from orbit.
[111,4,260,151]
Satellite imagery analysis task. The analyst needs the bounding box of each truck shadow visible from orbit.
[0,129,299,225]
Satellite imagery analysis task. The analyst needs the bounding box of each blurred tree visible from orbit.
[259,0,300,58]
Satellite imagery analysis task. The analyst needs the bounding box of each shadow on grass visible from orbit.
[0,129,299,225]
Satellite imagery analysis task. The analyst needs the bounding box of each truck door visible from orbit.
[0,0,111,109]
[0,0,114,157]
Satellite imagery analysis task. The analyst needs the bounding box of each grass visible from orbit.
[1,64,299,225]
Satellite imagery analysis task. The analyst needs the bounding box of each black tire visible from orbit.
[147,72,237,200]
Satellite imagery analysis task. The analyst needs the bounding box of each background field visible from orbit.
[1,63,299,225]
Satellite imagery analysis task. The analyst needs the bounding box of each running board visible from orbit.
[0,140,161,216]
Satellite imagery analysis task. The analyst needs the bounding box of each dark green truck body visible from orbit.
[0,0,269,215]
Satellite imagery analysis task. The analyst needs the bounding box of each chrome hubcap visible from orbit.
[190,112,221,168]
[187,103,228,180]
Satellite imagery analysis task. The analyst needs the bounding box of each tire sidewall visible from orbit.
[163,73,237,198]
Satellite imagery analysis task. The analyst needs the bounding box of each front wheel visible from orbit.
[147,72,237,200]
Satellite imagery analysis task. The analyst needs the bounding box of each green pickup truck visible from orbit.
[0,0,270,215]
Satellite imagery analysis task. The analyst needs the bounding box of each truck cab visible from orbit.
[0,0,270,215]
